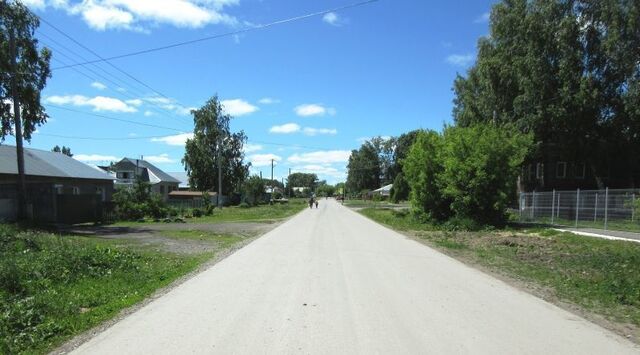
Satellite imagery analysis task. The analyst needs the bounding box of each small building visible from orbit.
[371,184,393,198]
[0,145,114,223]
[111,158,180,200]
[168,171,190,191]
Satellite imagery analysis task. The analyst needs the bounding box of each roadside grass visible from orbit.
[518,216,640,233]
[359,207,640,331]
[160,229,244,247]
[343,199,409,209]
[113,199,307,227]
[0,223,242,354]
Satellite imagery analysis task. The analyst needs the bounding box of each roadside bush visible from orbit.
[239,202,250,208]
[403,125,531,226]
[390,172,409,203]
[112,180,169,220]
[403,130,450,221]
[243,175,265,206]
[192,208,203,218]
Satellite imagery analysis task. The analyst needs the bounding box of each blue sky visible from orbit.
[9,0,493,184]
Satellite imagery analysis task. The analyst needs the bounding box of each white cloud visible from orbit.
[35,0,239,32]
[270,123,301,134]
[446,54,475,67]
[248,153,281,167]
[221,99,258,116]
[322,12,347,27]
[288,150,351,165]
[258,97,279,104]
[144,110,155,117]
[74,154,119,163]
[302,127,337,136]
[243,143,263,153]
[144,96,194,116]
[474,12,490,24]
[293,164,346,179]
[91,81,107,90]
[150,132,193,146]
[45,94,137,113]
[145,154,175,164]
[295,104,335,117]
[126,99,143,106]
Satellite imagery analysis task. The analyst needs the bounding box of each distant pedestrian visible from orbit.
[309,197,314,209]
[315,200,319,208]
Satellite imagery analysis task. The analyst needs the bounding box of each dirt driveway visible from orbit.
[60,221,279,255]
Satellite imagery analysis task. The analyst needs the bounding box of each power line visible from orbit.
[46,104,184,132]
[38,16,188,110]
[51,0,379,70]
[37,132,174,141]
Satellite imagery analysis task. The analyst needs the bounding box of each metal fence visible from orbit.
[519,188,640,232]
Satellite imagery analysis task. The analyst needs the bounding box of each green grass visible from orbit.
[114,199,307,227]
[360,208,640,329]
[160,230,244,247]
[520,216,640,233]
[0,224,223,354]
[343,199,409,209]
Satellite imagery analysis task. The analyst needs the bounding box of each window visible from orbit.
[536,163,544,179]
[72,187,80,195]
[556,162,567,179]
[575,163,586,179]
[54,184,63,195]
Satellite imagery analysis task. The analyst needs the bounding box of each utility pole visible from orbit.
[270,159,275,203]
[217,135,223,208]
[288,168,291,198]
[10,30,28,220]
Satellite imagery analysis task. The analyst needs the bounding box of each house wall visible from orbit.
[152,182,179,201]
[0,174,114,223]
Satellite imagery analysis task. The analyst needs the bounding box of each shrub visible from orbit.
[243,175,265,206]
[192,208,203,218]
[390,172,409,203]
[239,202,250,209]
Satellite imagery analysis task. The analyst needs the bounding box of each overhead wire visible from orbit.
[51,0,380,70]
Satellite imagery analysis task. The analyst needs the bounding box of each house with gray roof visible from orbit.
[110,158,180,201]
[0,145,114,223]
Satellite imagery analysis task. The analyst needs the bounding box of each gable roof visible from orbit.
[120,158,180,184]
[0,145,113,181]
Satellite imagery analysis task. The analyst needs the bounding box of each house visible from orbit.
[370,184,393,198]
[0,145,114,223]
[110,158,180,200]
[168,171,190,191]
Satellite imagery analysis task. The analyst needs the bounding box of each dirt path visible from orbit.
[69,200,639,354]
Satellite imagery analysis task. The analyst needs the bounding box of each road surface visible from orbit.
[72,200,638,354]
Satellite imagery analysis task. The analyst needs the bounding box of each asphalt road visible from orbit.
[72,199,639,354]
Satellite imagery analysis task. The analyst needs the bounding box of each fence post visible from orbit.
[575,188,580,228]
[532,191,536,220]
[557,193,561,220]
[551,189,556,225]
[519,193,524,221]
[594,193,598,222]
[604,187,609,230]
[632,194,636,222]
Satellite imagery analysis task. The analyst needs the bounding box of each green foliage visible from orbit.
[286,173,318,194]
[403,126,532,226]
[0,1,52,142]
[112,180,168,220]
[439,125,532,225]
[192,208,203,218]
[0,224,202,354]
[346,141,381,192]
[182,96,250,194]
[390,172,409,203]
[243,175,265,206]
[51,145,72,157]
[316,183,336,197]
[403,130,450,221]
[453,0,640,185]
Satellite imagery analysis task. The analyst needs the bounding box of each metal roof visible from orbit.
[0,145,114,181]
[122,158,180,184]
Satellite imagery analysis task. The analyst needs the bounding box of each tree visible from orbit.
[51,145,72,157]
[403,130,449,221]
[346,142,381,192]
[316,182,336,197]
[453,0,640,188]
[286,172,318,194]
[182,96,250,196]
[243,175,265,206]
[439,125,532,225]
[390,172,409,203]
[1,1,52,219]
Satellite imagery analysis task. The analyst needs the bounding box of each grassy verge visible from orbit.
[359,207,640,333]
[160,229,244,247]
[114,199,307,227]
[519,216,640,233]
[343,199,408,209]
[0,224,242,354]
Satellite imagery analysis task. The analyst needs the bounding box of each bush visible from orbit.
[205,204,216,216]
[112,180,169,220]
[192,208,203,218]
[239,202,250,209]
[243,175,265,206]
[390,172,409,203]
[403,126,531,226]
